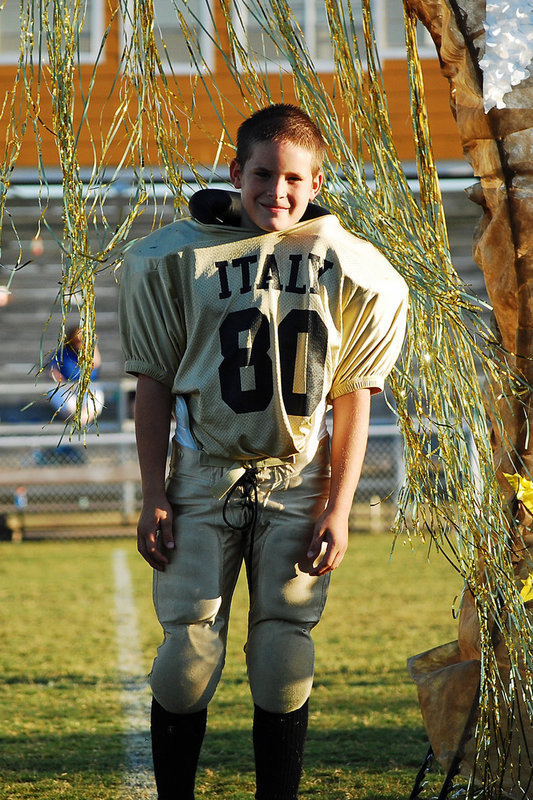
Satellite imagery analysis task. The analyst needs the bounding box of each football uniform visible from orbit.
[119,189,408,715]
[120,190,407,464]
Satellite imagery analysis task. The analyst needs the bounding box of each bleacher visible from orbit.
[0,173,486,388]
[0,185,164,537]
[0,186,178,392]
[0,177,487,386]
[0,173,487,538]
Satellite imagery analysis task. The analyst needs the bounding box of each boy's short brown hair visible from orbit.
[235,104,326,176]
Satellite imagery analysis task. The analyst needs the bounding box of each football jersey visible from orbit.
[119,190,408,462]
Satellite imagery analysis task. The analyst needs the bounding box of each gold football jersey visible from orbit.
[119,192,408,461]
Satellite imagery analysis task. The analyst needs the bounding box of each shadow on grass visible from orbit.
[0,732,127,777]
[202,725,430,770]
[0,724,430,775]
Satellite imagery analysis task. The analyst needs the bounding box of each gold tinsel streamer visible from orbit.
[0,0,31,292]
[1,1,532,796]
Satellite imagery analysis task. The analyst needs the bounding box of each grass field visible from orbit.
[0,531,463,800]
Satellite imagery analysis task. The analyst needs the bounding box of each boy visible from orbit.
[119,104,408,800]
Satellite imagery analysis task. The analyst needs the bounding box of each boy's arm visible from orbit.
[134,373,175,571]
[307,388,371,576]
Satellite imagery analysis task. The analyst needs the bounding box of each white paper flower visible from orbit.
[481,1,533,111]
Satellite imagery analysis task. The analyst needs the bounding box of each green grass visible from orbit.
[0,533,463,799]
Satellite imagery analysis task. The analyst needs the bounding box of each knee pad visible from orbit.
[151,622,225,714]
[246,620,315,713]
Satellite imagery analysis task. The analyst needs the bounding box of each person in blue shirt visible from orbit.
[49,324,104,424]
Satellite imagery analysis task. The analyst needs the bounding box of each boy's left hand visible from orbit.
[306,508,349,575]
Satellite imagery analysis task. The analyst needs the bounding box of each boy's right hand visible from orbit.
[137,498,174,571]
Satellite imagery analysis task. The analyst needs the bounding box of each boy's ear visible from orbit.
[229,158,242,189]
[310,170,323,200]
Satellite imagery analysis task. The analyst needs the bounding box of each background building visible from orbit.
[0,0,463,168]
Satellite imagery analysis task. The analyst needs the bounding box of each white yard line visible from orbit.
[113,548,155,799]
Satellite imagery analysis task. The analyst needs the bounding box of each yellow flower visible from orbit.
[520,574,533,603]
[503,472,533,515]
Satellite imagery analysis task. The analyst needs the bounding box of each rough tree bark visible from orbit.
[405,0,533,496]
[403,2,533,795]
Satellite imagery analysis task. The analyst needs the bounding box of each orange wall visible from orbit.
[0,10,463,173]
[383,58,462,163]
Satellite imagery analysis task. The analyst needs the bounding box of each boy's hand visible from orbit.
[137,497,174,571]
[306,508,349,576]
[306,388,370,577]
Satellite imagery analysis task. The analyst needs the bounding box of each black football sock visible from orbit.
[253,700,309,800]
[150,696,207,800]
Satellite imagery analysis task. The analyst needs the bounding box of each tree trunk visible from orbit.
[404,2,533,795]
[405,0,533,498]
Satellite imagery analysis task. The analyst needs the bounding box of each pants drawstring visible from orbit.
[222,467,259,592]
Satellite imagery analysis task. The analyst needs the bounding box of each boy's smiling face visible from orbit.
[230,139,323,233]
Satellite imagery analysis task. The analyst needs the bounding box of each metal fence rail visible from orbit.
[0,382,404,539]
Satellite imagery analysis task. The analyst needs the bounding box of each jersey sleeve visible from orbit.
[327,274,408,400]
[119,248,184,388]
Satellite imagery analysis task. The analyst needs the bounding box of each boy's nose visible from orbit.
[267,178,287,198]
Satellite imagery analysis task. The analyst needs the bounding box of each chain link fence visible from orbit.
[0,382,404,539]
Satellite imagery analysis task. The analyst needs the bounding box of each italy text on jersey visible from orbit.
[214,252,333,298]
